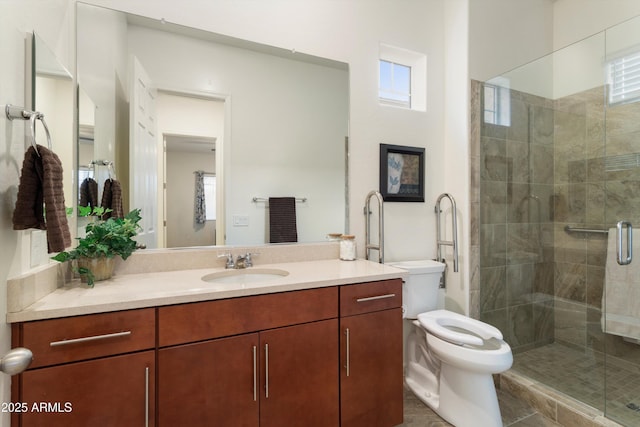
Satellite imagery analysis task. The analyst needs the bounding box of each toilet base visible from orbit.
[438,363,503,427]
[405,321,505,427]
[406,362,503,427]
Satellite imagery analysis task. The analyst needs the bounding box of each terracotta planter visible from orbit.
[76,256,115,283]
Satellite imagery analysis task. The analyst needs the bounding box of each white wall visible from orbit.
[76,5,127,166]
[443,0,470,314]
[0,1,73,423]
[470,0,640,97]
[553,0,640,50]
[468,0,554,82]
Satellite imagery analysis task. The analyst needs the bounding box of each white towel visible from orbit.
[602,227,640,340]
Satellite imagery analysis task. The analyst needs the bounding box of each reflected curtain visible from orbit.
[194,170,206,224]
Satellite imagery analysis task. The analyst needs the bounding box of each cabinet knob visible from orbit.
[0,347,33,375]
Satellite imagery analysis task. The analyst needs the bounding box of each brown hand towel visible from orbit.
[79,177,99,208]
[269,197,298,243]
[100,179,124,219]
[13,145,72,253]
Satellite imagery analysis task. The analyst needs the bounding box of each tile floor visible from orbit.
[512,342,640,427]
[400,385,561,426]
[399,341,640,426]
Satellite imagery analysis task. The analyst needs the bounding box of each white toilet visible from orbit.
[389,260,513,427]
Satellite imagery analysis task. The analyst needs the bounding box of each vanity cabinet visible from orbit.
[339,279,403,427]
[157,287,339,427]
[11,308,156,426]
[11,276,403,427]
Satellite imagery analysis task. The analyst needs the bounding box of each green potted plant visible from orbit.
[52,207,142,287]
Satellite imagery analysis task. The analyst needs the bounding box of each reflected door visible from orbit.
[130,56,158,249]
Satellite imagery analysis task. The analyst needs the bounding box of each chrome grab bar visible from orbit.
[616,220,633,266]
[364,190,384,263]
[564,225,609,235]
[435,193,459,273]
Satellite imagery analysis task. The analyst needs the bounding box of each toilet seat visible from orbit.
[417,310,503,346]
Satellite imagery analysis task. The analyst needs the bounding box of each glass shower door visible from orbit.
[603,14,640,427]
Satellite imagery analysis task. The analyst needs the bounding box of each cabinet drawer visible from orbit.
[159,287,338,347]
[340,279,402,317]
[19,308,156,369]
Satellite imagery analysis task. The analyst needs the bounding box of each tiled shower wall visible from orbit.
[551,86,607,352]
[476,82,556,352]
[473,78,640,356]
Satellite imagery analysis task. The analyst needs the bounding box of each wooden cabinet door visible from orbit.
[340,308,403,427]
[20,350,155,427]
[259,319,339,427]
[158,333,259,427]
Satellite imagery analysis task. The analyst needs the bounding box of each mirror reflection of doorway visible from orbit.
[157,92,224,248]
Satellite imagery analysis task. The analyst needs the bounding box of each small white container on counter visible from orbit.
[340,235,356,261]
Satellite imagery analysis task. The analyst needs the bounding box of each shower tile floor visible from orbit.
[512,342,640,427]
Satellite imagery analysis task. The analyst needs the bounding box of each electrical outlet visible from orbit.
[232,214,249,227]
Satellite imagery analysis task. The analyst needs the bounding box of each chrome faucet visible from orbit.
[235,254,249,269]
[218,251,258,269]
[217,252,235,269]
[235,252,258,269]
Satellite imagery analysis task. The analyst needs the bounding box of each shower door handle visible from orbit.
[616,221,633,265]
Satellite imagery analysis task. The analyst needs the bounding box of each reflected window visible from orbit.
[608,51,640,105]
[483,84,510,126]
[203,174,216,221]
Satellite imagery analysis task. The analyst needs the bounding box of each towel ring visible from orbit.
[5,104,52,157]
[106,161,116,180]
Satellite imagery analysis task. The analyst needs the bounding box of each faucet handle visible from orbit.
[217,252,235,269]
[245,252,259,267]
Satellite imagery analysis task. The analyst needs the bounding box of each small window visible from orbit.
[203,174,216,220]
[483,83,511,127]
[379,43,427,111]
[608,50,640,105]
[379,60,411,108]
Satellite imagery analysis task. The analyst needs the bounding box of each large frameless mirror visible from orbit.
[33,32,74,220]
[76,2,349,249]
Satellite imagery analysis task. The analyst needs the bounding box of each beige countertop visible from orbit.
[7,259,407,323]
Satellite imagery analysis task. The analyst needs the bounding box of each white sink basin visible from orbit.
[201,268,289,285]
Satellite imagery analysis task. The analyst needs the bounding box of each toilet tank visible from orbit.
[387,260,446,319]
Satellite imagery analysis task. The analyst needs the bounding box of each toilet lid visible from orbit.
[417,310,504,346]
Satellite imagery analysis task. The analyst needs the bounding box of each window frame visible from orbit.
[608,50,640,106]
[379,59,412,108]
[203,173,216,221]
[379,43,427,112]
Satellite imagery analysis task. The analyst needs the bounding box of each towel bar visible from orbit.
[252,197,307,203]
[564,226,609,234]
